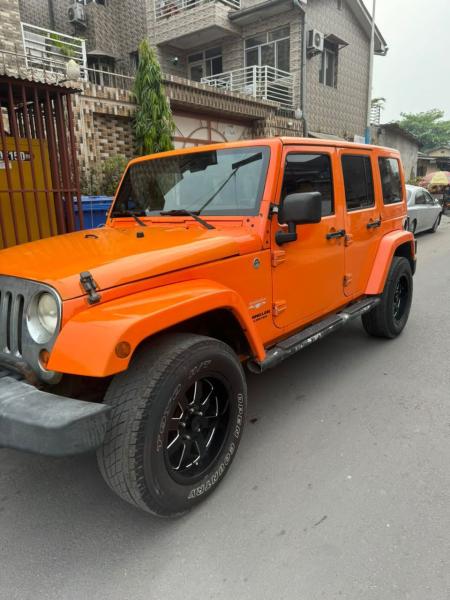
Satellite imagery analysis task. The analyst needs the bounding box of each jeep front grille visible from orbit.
[0,289,25,357]
[0,276,61,382]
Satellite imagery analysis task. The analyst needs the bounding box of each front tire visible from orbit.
[362,257,413,339]
[430,214,441,233]
[97,333,246,517]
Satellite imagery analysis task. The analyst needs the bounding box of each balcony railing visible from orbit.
[21,22,87,80]
[201,65,294,108]
[155,0,240,20]
[86,67,134,90]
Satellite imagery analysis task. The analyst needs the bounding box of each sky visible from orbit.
[362,0,450,123]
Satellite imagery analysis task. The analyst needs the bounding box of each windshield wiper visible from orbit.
[111,210,147,227]
[196,152,263,215]
[159,209,215,230]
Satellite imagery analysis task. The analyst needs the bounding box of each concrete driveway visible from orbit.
[1,217,450,600]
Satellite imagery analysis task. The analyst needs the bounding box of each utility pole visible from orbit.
[365,0,376,144]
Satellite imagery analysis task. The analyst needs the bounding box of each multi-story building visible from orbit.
[8,0,387,176]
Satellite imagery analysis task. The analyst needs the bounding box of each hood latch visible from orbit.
[80,271,101,305]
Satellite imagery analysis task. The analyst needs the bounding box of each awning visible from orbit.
[325,33,349,51]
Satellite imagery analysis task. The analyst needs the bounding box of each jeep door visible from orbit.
[339,150,381,297]
[271,146,346,329]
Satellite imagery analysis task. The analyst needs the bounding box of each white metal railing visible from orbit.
[155,0,240,20]
[201,65,294,108]
[21,22,87,80]
[86,67,134,90]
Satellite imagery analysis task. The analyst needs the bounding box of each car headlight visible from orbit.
[27,292,59,343]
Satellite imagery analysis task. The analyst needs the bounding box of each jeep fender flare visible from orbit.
[365,230,416,295]
[48,280,265,377]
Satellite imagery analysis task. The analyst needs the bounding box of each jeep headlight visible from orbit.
[27,292,59,343]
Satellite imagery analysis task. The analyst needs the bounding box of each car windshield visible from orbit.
[111,146,270,217]
[407,188,413,205]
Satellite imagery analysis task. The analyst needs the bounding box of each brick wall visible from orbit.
[18,0,147,72]
[0,0,25,58]
[305,0,370,138]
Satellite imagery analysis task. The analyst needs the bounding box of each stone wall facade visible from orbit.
[18,0,146,73]
[0,0,25,57]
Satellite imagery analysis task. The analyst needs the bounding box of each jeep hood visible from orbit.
[0,225,260,300]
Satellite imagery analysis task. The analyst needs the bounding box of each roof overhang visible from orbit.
[346,0,388,55]
[229,0,299,25]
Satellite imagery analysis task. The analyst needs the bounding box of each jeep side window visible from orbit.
[341,155,374,211]
[379,157,402,204]
[282,153,334,216]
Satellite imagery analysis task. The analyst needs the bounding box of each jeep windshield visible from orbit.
[111,146,270,218]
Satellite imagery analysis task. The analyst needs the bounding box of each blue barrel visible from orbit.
[75,196,114,230]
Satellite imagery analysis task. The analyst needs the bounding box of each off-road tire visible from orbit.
[97,333,247,517]
[362,256,413,339]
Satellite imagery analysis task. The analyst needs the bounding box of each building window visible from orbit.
[130,51,139,71]
[341,155,375,211]
[319,41,338,87]
[245,27,290,73]
[337,0,343,9]
[188,47,222,81]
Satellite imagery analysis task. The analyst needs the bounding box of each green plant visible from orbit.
[398,109,450,151]
[101,155,128,196]
[49,33,76,58]
[132,40,175,155]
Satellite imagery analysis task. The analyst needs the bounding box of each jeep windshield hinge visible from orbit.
[80,271,101,305]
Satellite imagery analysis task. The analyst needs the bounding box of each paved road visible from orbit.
[2,218,450,600]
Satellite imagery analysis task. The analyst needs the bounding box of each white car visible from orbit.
[406,184,442,234]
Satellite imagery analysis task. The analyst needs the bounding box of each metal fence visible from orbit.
[0,75,82,249]
[201,65,294,108]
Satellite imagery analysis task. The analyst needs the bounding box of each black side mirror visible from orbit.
[276,192,322,245]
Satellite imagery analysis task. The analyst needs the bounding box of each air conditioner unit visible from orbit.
[307,29,324,53]
[68,3,86,26]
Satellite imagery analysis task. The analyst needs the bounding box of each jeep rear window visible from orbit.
[378,157,403,204]
[341,155,375,211]
[111,146,270,217]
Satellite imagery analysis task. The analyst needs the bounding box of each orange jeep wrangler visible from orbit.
[0,138,415,516]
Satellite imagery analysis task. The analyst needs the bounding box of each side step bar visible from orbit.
[248,297,380,374]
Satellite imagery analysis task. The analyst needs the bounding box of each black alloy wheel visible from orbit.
[392,275,409,322]
[165,376,231,483]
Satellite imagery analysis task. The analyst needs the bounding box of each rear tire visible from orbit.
[409,220,417,234]
[362,257,413,339]
[97,333,246,517]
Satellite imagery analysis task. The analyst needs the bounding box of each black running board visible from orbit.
[247,297,380,374]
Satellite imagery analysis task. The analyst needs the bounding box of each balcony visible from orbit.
[153,0,241,49]
[201,66,294,109]
[21,22,87,80]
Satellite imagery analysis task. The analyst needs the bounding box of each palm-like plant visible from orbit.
[133,40,175,155]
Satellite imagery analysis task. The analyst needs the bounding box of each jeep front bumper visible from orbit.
[0,373,110,456]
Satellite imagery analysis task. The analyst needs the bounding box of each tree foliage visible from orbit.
[133,40,175,155]
[398,109,450,151]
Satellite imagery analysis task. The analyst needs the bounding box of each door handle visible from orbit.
[367,219,382,229]
[326,229,346,240]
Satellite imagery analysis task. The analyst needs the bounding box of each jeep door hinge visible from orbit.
[80,271,101,304]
